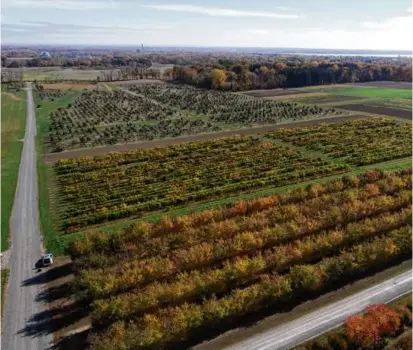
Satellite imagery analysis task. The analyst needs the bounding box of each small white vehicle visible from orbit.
[42,253,53,267]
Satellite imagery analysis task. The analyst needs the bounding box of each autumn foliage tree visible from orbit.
[345,304,401,348]
[210,68,226,89]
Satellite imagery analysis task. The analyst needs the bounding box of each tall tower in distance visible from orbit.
[142,43,144,55]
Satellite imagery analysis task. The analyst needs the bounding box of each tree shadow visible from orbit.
[18,300,90,338]
[23,262,72,286]
[49,329,90,350]
[36,282,73,303]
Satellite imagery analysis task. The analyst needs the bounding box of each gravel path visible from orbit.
[1,83,53,350]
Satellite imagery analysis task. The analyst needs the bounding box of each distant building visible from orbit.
[39,51,51,59]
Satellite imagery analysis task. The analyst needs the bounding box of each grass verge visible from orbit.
[35,91,81,255]
[1,91,26,251]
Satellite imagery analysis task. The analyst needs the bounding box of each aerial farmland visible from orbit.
[1,31,412,350]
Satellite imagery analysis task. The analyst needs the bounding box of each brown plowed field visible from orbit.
[243,89,313,98]
[338,104,412,120]
[351,81,412,90]
[294,95,365,104]
[45,115,368,163]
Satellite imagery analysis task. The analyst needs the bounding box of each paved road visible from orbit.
[223,270,412,350]
[2,83,52,350]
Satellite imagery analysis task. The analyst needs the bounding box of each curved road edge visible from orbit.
[222,270,412,350]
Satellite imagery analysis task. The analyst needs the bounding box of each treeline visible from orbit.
[98,67,161,82]
[1,56,152,69]
[169,61,412,90]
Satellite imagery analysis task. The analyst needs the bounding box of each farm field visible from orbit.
[265,84,412,120]
[324,87,412,99]
[40,116,412,254]
[267,118,412,166]
[1,90,27,251]
[39,84,340,152]
[67,169,412,350]
[4,67,103,81]
[43,115,368,163]
[53,137,350,232]
[338,104,412,120]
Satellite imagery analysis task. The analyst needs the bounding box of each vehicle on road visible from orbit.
[41,253,53,267]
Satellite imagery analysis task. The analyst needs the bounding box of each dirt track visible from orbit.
[45,115,368,162]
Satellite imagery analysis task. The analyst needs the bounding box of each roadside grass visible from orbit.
[326,87,412,99]
[35,92,81,255]
[47,156,411,255]
[195,261,412,350]
[1,270,9,318]
[1,91,27,251]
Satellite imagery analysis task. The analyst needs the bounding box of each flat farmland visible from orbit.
[242,89,314,98]
[324,87,412,99]
[267,118,412,165]
[266,83,412,120]
[39,84,339,153]
[68,169,412,349]
[40,83,97,91]
[53,137,350,232]
[44,115,369,163]
[338,104,412,120]
[4,67,103,81]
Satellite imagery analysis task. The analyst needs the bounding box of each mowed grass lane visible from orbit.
[327,87,412,99]
[1,91,26,251]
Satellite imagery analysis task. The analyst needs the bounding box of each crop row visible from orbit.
[88,226,412,350]
[54,137,350,231]
[35,90,68,101]
[128,84,339,125]
[267,117,412,165]
[68,168,411,261]
[70,171,411,272]
[91,207,411,326]
[46,90,223,151]
[75,189,412,298]
[69,169,412,348]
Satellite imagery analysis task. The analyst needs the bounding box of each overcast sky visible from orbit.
[1,0,412,50]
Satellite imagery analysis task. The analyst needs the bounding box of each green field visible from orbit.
[1,91,27,251]
[35,91,82,254]
[4,68,104,81]
[327,87,412,99]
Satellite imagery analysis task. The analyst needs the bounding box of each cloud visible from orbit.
[407,7,412,13]
[2,0,116,10]
[1,21,173,38]
[142,4,301,19]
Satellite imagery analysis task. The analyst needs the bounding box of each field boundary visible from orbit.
[44,114,368,163]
